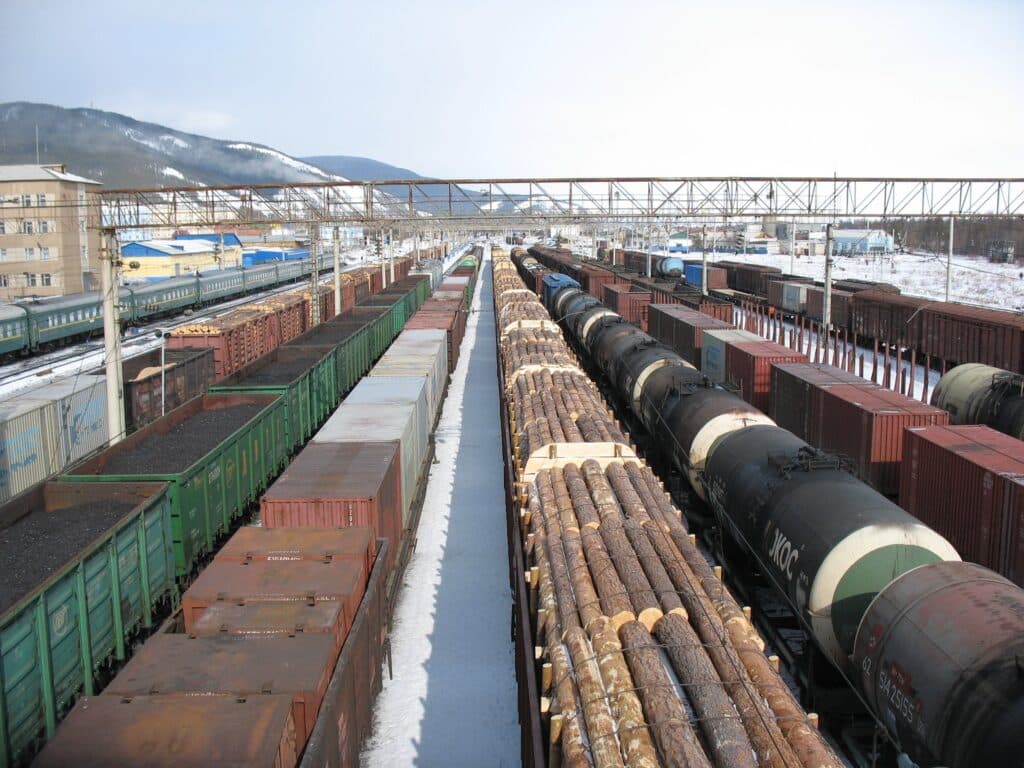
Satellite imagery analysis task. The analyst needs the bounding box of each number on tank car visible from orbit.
[878,663,922,728]
[767,528,799,579]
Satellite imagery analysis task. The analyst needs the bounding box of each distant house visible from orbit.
[833,229,894,256]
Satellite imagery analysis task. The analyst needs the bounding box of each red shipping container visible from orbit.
[181,558,366,633]
[261,442,403,577]
[647,304,732,365]
[818,384,949,495]
[603,284,653,326]
[724,340,808,412]
[216,525,376,578]
[105,634,335,745]
[34,695,300,767]
[901,424,1024,585]
[770,362,874,441]
[190,600,349,655]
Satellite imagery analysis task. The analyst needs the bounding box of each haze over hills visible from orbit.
[0,102,522,214]
[0,101,353,188]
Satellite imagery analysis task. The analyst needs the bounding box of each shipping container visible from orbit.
[805,286,853,326]
[0,398,62,503]
[299,537,388,768]
[190,601,349,652]
[769,362,873,441]
[647,304,733,366]
[105,634,335,744]
[63,393,287,576]
[700,328,761,383]
[602,284,652,327]
[683,263,729,290]
[34,694,300,767]
[901,425,1024,584]
[313,401,427,530]
[723,340,808,412]
[216,525,375,578]
[121,347,216,432]
[0,481,174,767]
[181,557,366,632]
[370,329,449,421]
[817,384,950,495]
[261,442,402,577]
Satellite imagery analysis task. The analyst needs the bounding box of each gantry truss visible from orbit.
[97,177,1024,231]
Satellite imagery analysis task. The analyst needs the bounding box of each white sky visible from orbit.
[3,0,1022,177]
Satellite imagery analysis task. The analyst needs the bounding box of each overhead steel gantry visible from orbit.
[98,176,1024,231]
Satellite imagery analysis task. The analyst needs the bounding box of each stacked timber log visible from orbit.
[492,251,841,768]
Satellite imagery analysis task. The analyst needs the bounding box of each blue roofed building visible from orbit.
[833,229,895,256]
[173,232,243,248]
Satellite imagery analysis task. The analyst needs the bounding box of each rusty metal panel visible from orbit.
[769,363,870,441]
[190,601,348,652]
[901,424,1024,584]
[261,442,401,578]
[34,694,299,767]
[724,340,807,412]
[818,384,949,495]
[216,525,375,578]
[105,634,334,744]
[181,558,367,633]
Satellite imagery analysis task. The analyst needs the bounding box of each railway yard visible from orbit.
[1,235,1024,768]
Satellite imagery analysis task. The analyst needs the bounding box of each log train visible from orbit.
[528,252,1024,768]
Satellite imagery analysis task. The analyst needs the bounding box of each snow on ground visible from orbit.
[362,246,519,767]
[692,247,1024,312]
[161,166,184,180]
[226,143,343,180]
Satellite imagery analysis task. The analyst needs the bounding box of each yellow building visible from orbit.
[120,239,244,280]
[0,164,102,299]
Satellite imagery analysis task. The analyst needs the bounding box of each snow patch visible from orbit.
[161,166,184,180]
[160,134,189,149]
[226,143,347,181]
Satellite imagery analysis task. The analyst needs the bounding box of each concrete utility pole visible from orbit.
[100,228,126,446]
[309,226,321,326]
[790,226,796,274]
[945,215,954,302]
[645,224,653,277]
[700,224,709,296]
[332,225,341,312]
[389,228,395,283]
[823,223,834,331]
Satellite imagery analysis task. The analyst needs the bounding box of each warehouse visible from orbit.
[833,228,895,255]
[120,237,245,278]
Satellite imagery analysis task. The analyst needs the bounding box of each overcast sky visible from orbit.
[3,0,1022,178]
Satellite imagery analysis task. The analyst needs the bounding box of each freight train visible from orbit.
[0,248,447,359]
[540,274,1024,768]
[0,249,475,766]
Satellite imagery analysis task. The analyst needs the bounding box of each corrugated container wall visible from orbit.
[700,328,761,383]
[22,375,109,467]
[0,400,61,503]
[724,341,807,412]
[369,329,448,421]
[901,424,1024,585]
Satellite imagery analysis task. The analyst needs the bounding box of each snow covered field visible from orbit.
[686,248,1023,311]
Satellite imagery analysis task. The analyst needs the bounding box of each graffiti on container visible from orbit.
[0,424,42,487]
[50,602,72,639]
[67,396,106,446]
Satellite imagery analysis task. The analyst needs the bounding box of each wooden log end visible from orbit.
[608,610,636,632]
[637,607,664,632]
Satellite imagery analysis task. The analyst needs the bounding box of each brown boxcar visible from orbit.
[920,303,1024,371]
[817,383,949,495]
[34,694,299,767]
[105,634,335,744]
[724,341,808,412]
[216,525,376,578]
[716,261,783,297]
[181,558,367,632]
[805,286,853,326]
[901,424,1024,585]
[121,347,216,432]
[849,290,928,349]
[260,442,403,578]
[769,362,874,441]
[406,300,467,372]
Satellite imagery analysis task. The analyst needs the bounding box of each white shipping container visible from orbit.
[22,375,109,467]
[701,329,761,383]
[432,290,464,302]
[345,377,430,476]
[781,282,808,314]
[372,331,448,420]
[0,400,61,503]
[314,401,428,526]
